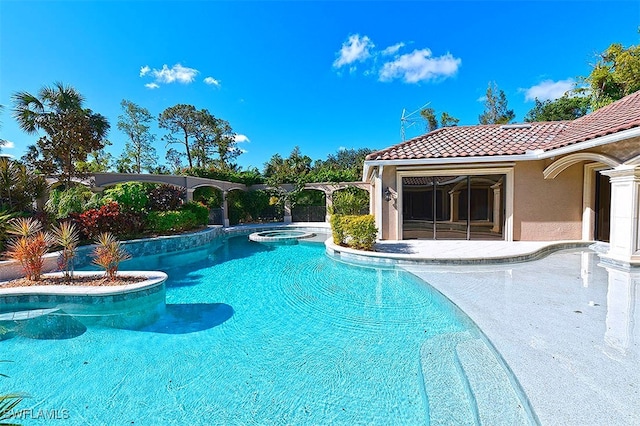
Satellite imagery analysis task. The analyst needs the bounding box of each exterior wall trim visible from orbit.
[543,152,621,180]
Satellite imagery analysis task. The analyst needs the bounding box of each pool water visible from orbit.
[0,234,530,425]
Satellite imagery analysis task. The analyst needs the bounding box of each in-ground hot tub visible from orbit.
[248,229,316,244]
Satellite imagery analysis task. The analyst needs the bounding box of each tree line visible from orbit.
[0,79,374,190]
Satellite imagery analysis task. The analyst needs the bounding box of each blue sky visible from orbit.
[1,0,639,171]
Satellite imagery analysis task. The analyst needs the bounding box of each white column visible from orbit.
[374,166,384,240]
[449,191,459,222]
[186,188,194,202]
[491,182,502,233]
[222,191,230,227]
[325,191,333,222]
[601,166,640,265]
[284,197,292,224]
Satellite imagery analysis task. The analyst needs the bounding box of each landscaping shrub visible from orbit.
[330,214,377,251]
[71,202,144,240]
[180,202,209,226]
[50,221,80,282]
[5,217,54,281]
[101,182,150,212]
[147,210,199,233]
[45,185,101,219]
[331,187,369,215]
[0,157,47,213]
[0,211,15,253]
[147,184,185,211]
[92,232,131,280]
[330,214,345,246]
[188,167,265,185]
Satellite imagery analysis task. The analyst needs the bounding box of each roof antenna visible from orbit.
[400,102,430,141]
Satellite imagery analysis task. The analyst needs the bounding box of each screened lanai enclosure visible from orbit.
[401,174,505,240]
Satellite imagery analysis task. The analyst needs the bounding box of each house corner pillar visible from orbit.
[601,166,640,266]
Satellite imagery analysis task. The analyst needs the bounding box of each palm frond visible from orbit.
[0,393,25,424]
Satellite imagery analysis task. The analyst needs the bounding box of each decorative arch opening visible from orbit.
[292,189,326,222]
[543,153,620,179]
[193,186,225,225]
[227,188,283,225]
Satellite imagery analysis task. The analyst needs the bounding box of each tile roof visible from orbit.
[546,90,640,150]
[366,90,640,161]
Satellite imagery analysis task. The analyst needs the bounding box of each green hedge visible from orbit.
[102,182,151,212]
[181,202,209,225]
[331,187,369,215]
[147,210,199,233]
[147,202,209,233]
[46,186,101,219]
[330,214,377,251]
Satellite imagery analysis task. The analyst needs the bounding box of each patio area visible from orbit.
[337,238,637,425]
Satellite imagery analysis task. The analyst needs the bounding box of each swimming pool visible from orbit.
[0,231,535,425]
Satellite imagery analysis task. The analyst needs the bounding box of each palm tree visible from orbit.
[12,82,110,187]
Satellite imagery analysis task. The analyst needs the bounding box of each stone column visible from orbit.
[601,165,640,265]
[325,191,333,222]
[284,197,292,224]
[491,182,502,233]
[186,188,195,202]
[222,191,230,227]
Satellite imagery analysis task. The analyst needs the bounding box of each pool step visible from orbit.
[0,308,60,322]
[420,331,476,426]
[455,339,532,425]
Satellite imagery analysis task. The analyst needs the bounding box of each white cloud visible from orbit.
[381,42,405,56]
[234,134,250,143]
[524,79,575,102]
[139,65,150,77]
[204,76,221,87]
[152,64,199,84]
[333,34,374,69]
[140,63,200,88]
[379,49,461,83]
[0,140,14,149]
[477,96,487,103]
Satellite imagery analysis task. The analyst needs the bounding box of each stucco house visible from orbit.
[363,90,640,265]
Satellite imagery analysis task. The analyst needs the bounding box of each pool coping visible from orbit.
[325,238,595,265]
[0,271,167,298]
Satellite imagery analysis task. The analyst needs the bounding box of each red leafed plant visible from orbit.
[51,221,80,282]
[92,232,131,280]
[5,218,54,281]
[72,202,144,240]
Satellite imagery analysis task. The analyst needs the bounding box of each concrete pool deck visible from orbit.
[334,239,638,425]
